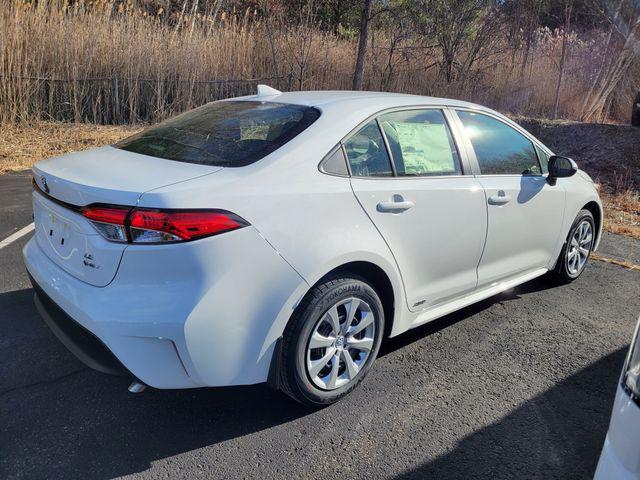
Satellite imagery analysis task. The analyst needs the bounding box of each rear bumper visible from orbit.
[30,275,129,377]
[25,239,199,388]
[23,225,308,389]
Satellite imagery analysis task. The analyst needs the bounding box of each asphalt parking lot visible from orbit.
[1,170,639,480]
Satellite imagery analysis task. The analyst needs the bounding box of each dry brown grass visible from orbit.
[0,122,140,173]
[591,252,640,271]
[601,190,640,239]
[595,169,640,240]
[0,0,633,124]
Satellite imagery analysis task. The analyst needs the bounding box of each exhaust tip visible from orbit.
[128,381,147,393]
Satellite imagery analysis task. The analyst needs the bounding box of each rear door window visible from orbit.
[116,101,320,167]
[320,147,349,176]
[457,110,542,175]
[378,109,462,176]
[343,121,394,177]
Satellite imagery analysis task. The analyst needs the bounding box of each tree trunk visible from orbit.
[553,32,567,119]
[583,33,636,121]
[632,91,640,126]
[352,0,373,91]
[579,0,623,120]
[553,2,572,119]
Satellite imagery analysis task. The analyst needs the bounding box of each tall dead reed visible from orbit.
[0,0,634,124]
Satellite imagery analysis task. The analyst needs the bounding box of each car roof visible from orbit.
[242,89,486,111]
[233,88,536,157]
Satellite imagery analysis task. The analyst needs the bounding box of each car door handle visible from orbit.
[377,199,415,213]
[488,193,512,205]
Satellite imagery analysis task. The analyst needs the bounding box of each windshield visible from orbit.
[115,101,320,167]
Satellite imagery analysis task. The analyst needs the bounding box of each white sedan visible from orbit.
[594,318,640,480]
[24,87,602,405]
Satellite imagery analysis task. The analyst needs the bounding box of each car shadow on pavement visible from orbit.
[380,275,556,358]
[0,273,611,479]
[0,288,312,479]
[392,348,626,480]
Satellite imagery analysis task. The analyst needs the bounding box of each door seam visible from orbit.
[474,176,491,290]
[347,178,413,312]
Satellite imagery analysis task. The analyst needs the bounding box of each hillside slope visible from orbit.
[520,120,640,188]
[519,119,639,238]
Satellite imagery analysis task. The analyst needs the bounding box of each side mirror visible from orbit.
[548,155,578,184]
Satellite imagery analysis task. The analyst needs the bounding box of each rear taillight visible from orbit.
[128,209,246,243]
[82,206,130,243]
[81,206,248,244]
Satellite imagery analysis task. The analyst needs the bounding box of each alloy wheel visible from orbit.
[567,219,593,275]
[305,297,376,390]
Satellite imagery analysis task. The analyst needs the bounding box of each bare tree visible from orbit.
[286,1,317,90]
[352,0,373,90]
[364,4,414,91]
[379,19,408,91]
[580,0,640,122]
[256,0,283,77]
[553,0,573,119]
[414,0,498,85]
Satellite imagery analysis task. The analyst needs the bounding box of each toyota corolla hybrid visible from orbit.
[24,86,602,406]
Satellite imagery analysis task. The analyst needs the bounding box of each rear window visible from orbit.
[115,101,320,167]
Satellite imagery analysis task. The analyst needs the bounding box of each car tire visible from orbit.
[551,209,595,284]
[279,275,384,407]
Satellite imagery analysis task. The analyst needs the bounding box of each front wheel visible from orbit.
[279,275,384,406]
[552,209,595,283]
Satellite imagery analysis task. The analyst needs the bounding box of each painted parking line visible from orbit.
[0,223,35,250]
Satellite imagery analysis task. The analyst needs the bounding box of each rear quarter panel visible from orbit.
[139,109,410,341]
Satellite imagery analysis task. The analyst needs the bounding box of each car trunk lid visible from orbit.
[31,146,221,286]
[32,146,219,206]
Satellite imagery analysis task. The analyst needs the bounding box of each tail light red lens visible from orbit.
[129,209,246,243]
[81,206,248,244]
[82,206,130,225]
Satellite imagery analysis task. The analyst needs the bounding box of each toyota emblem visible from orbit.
[40,176,50,194]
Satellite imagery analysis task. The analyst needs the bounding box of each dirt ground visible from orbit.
[520,119,640,238]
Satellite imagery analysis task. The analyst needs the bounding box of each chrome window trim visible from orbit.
[317,103,551,180]
[342,174,470,181]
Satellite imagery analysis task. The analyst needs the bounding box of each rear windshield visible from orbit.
[115,101,320,167]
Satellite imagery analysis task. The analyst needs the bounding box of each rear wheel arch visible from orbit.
[317,261,396,339]
[267,260,398,392]
[285,261,397,341]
